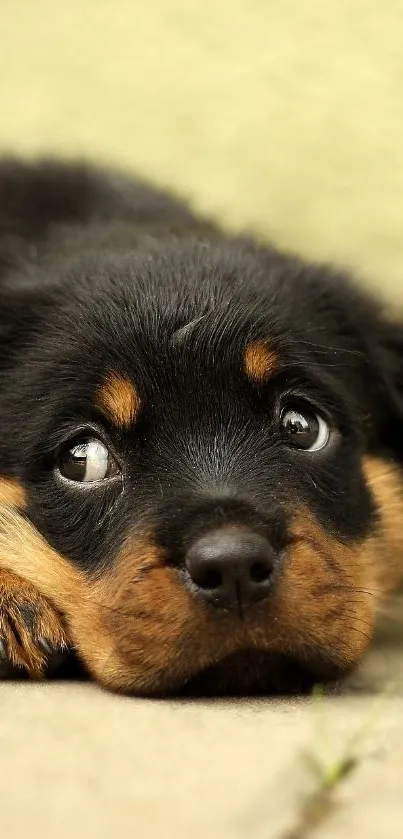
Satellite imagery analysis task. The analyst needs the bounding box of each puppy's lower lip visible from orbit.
[173,649,313,697]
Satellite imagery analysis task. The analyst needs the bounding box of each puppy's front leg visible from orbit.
[0,569,69,678]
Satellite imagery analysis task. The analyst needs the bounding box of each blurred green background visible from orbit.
[2,0,403,299]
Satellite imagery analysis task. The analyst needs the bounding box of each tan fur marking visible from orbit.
[85,540,240,693]
[276,512,378,669]
[0,478,26,508]
[244,341,277,383]
[276,456,403,670]
[362,455,403,591]
[97,374,140,428]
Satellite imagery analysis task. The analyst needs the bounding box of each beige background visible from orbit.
[2,0,403,297]
[1,3,403,837]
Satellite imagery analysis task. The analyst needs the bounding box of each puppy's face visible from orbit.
[4,244,403,695]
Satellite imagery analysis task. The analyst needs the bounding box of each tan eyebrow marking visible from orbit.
[97,374,141,428]
[244,341,277,384]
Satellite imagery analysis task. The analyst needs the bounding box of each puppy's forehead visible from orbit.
[95,337,278,430]
[89,302,292,423]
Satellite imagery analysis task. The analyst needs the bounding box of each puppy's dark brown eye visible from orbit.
[58,437,120,483]
[280,406,330,452]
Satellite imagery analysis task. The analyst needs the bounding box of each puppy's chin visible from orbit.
[125,648,350,698]
[173,651,340,698]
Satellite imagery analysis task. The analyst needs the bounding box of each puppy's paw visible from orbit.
[0,570,70,679]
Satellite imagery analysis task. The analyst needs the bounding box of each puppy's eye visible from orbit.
[280,406,330,452]
[58,437,120,483]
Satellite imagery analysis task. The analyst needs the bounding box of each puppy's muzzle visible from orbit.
[185,528,276,612]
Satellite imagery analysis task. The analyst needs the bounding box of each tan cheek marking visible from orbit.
[0,510,218,693]
[362,455,403,591]
[276,458,403,670]
[97,373,141,428]
[88,541,218,692]
[0,508,208,693]
[0,478,26,507]
[273,510,380,669]
[244,341,277,384]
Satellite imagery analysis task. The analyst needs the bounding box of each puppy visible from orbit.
[0,157,402,696]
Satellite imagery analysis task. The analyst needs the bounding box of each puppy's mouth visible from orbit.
[172,648,347,698]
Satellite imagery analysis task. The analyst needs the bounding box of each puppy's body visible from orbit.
[0,158,402,695]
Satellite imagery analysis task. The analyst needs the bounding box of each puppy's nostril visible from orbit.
[196,567,222,591]
[249,561,271,583]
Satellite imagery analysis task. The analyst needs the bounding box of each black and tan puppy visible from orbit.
[0,158,402,695]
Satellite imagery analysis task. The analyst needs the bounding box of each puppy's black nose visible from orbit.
[185,529,276,612]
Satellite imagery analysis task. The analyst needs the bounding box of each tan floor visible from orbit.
[1,635,403,839]
[1,2,403,836]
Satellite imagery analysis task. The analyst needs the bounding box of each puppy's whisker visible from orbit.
[86,599,155,621]
[341,625,373,642]
[294,339,367,359]
[320,585,379,597]
[340,611,372,623]
[94,479,126,530]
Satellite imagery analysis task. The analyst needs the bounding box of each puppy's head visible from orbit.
[2,240,403,695]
